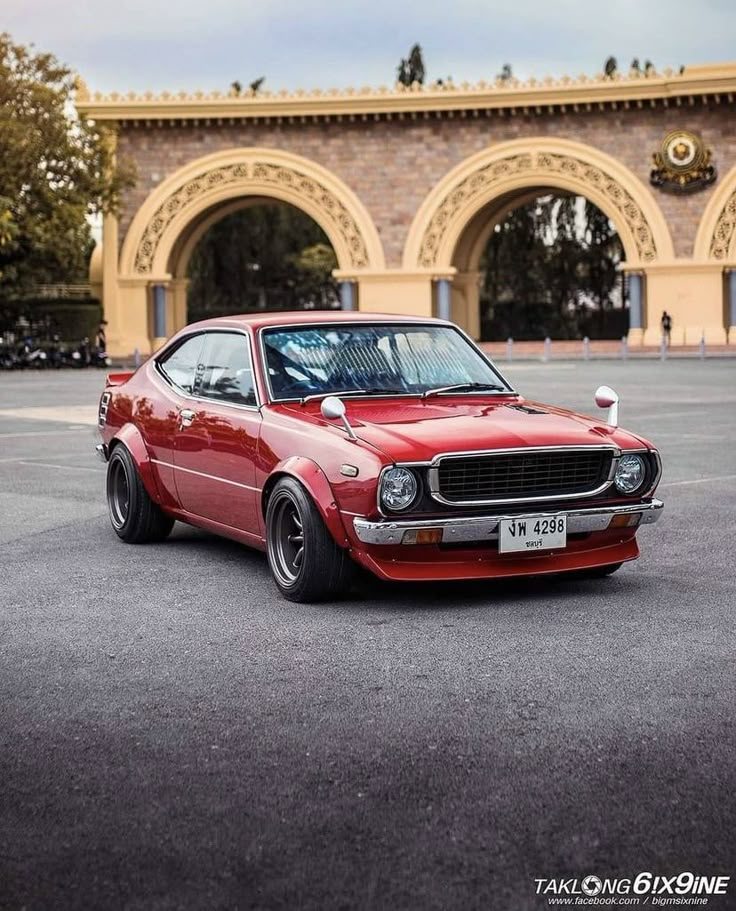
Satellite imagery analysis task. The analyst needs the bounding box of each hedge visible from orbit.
[0,297,103,342]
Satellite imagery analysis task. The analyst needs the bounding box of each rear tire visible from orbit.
[106,444,174,544]
[266,477,353,602]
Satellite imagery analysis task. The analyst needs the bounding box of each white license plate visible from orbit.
[498,515,567,554]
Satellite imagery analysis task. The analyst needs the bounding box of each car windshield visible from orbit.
[261,323,513,401]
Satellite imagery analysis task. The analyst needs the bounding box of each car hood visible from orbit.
[279,397,649,463]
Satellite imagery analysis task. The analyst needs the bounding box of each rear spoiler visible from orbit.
[105,371,134,388]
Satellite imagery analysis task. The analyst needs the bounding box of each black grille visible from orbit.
[435,449,613,503]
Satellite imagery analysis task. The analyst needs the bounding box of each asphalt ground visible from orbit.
[0,361,735,911]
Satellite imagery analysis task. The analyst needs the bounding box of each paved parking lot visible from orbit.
[1,361,735,911]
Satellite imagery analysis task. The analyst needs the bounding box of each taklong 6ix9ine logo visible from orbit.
[535,872,730,900]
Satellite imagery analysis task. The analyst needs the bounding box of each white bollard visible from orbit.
[700,332,706,360]
[583,336,590,361]
[543,337,551,362]
[621,335,628,361]
[134,347,140,368]
[506,337,513,362]
[659,335,667,361]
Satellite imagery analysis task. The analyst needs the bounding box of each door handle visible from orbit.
[179,409,195,428]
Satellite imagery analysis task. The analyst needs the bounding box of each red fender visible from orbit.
[264,456,349,548]
[110,423,163,505]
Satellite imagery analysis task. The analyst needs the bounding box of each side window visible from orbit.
[158,334,205,394]
[198,333,257,407]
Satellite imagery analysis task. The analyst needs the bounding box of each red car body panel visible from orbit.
[99,313,662,582]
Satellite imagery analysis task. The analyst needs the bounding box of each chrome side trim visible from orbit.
[151,458,261,493]
[427,445,620,508]
[95,443,108,463]
[353,499,664,545]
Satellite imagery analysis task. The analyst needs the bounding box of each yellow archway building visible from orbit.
[81,63,736,355]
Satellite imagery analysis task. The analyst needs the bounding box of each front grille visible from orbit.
[434,448,614,504]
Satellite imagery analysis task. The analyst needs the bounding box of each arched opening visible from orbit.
[464,191,627,341]
[404,138,673,344]
[113,148,385,351]
[169,198,341,327]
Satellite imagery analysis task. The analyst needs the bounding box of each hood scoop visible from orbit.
[505,403,549,415]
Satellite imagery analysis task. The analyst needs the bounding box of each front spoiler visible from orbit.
[352,499,664,546]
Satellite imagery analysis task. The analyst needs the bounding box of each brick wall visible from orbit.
[116,103,736,267]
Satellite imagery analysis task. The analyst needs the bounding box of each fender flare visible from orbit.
[262,456,349,548]
[109,423,163,505]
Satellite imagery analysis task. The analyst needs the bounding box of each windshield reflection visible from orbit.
[261,324,512,402]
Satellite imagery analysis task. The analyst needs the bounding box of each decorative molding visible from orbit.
[133,161,370,274]
[650,130,717,194]
[75,63,736,122]
[709,190,736,260]
[119,148,385,276]
[416,150,659,268]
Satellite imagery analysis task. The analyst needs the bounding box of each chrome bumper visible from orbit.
[352,499,664,545]
[95,443,108,463]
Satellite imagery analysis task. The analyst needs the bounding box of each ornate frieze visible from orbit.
[709,190,736,260]
[417,151,658,268]
[133,161,370,273]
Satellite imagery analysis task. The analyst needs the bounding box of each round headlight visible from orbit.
[380,467,418,511]
[615,454,646,494]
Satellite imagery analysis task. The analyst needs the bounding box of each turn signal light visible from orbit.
[402,528,443,545]
[608,513,642,529]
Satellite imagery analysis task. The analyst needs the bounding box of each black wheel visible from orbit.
[266,477,353,602]
[575,562,624,579]
[106,445,174,544]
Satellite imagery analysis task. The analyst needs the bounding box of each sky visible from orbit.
[4,0,735,94]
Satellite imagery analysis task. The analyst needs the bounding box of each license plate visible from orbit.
[498,515,567,554]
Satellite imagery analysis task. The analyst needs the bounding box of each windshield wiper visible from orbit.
[300,388,409,405]
[422,382,508,398]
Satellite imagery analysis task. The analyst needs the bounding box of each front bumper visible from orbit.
[352,499,664,546]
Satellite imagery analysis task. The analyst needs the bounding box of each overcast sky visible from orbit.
[5,0,734,94]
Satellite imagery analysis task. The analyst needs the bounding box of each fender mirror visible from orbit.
[321,396,357,440]
[594,385,619,427]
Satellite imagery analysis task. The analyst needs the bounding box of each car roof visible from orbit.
[182,311,449,333]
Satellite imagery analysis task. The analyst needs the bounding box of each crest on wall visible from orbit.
[650,130,717,194]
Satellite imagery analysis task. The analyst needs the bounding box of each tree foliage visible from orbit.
[397,44,425,86]
[0,32,134,296]
[186,204,339,321]
[480,195,625,340]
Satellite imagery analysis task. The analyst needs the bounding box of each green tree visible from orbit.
[186,204,339,320]
[480,195,624,341]
[397,44,426,86]
[0,32,133,297]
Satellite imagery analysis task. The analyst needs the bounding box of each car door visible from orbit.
[172,330,262,536]
[148,333,207,508]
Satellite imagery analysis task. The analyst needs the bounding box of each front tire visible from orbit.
[106,445,174,544]
[575,562,624,579]
[266,477,353,602]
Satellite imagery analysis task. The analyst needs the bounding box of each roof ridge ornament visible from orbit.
[80,65,699,107]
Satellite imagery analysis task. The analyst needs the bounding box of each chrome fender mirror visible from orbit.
[321,396,357,440]
[594,385,619,427]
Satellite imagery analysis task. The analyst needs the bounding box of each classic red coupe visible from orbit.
[97,313,663,601]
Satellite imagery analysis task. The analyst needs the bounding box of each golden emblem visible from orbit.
[650,130,716,193]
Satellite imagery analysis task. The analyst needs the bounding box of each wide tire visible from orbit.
[266,477,353,602]
[106,444,174,544]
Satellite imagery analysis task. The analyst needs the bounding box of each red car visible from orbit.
[97,313,663,602]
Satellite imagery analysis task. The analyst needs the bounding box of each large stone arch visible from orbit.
[402,137,674,271]
[693,164,736,264]
[119,148,385,279]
